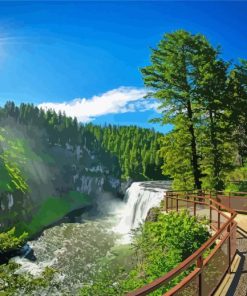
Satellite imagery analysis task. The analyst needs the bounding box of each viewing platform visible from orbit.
[127,191,247,296]
[216,213,247,296]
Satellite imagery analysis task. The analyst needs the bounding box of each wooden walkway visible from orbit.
[216,214,247,296]
[232,216,247,296]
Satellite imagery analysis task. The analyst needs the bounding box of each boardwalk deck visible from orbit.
[215,214,247,296]
[233,216,247,296]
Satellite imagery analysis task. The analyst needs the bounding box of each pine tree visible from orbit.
[141,30,236,190]
[228,59,247,164]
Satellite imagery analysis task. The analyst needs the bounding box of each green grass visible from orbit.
[65,190,91,207]
[18,192,91,236]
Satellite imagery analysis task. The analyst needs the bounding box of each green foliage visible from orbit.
[0,262,55,296]
[138,210,210,261]
[160,118,194,190]
[0,228,28,252]
[0,228,56,295]
[228,59,247,162]
[1,102,166,182]
[80,210,210,296]
[141,30,247,190]
[0,158,14,192]
[85,124,166,181]
[0,128,29,193]
[225,164,247,192]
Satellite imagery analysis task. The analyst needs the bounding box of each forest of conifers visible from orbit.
[1,101,165,181]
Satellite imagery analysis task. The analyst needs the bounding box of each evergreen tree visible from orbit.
[228,59,247,164]
[141,30,237,190]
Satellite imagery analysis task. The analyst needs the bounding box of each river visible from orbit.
[12,181,169,295]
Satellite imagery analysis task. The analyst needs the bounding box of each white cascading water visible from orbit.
[11,181,170,294]
[115,181,168,238]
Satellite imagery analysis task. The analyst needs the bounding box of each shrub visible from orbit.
[80,210,210,295]
[0,228,28,252]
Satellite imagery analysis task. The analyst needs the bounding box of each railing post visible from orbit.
[197,255,203,296]
[194,196,196,217]
[227,224,231,274]
[176,195,178,212]
[218,205,221,230]
[166,193,168,212]
[209,199,212,225]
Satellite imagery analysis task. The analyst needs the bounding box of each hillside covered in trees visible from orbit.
[2,102,165,181]
[0,102,165,234]
[86,124,164,180]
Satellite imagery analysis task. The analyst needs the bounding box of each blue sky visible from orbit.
[0,1,246,133]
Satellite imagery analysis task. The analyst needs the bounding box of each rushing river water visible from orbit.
[14,217,120,295]
[12,181,169,295]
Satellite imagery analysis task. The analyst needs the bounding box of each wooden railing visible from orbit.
[127,191,238,296]
[211,191,247,213]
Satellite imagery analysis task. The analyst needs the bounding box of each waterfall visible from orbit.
[115,181,169,236]
[11,181,170,294]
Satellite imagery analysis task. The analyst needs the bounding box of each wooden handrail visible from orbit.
[126,192,238,296]
[166,194,236,215]
[168,190,247,213]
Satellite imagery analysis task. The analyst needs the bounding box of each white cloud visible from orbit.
[128,99,160,113]
[38,87,159,122]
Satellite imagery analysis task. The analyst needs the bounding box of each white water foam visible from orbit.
[114,182,168,242]
[13,256,56,277]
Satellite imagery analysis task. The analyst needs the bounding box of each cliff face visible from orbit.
[0,120,122,235]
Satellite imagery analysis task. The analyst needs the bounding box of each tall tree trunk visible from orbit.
[187,101,202,190]
[209,110,223,190]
